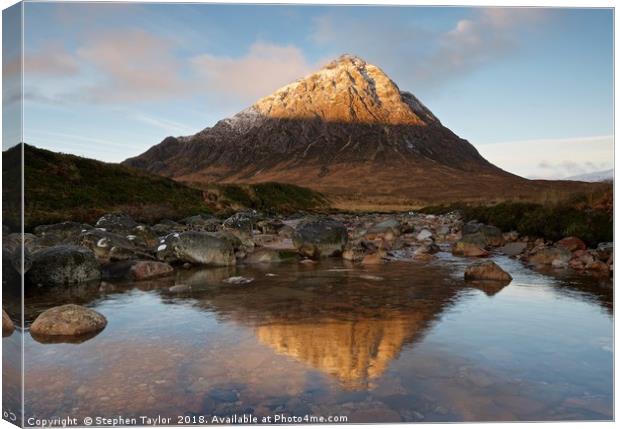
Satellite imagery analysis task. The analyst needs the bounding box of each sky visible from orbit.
[3,3,614,179]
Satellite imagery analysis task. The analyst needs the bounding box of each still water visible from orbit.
[11,253,614,423]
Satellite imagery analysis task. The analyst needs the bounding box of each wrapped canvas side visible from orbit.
[2,2,24,428]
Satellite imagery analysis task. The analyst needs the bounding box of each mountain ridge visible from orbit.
[123,55,600,209]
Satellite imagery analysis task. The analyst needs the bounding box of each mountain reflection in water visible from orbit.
[14,255,613,422]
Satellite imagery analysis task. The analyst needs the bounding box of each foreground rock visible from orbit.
[452,241,489,257]
[528,246,571,267]
[27,245,101,287]
[499,242,527,257]
[3,309,14,337]
[464,261,512,282]
[293,218,348,259]
[30,304,107,340]
[556,236,587,252]
[157,232,235,266]
[102,260,174,281]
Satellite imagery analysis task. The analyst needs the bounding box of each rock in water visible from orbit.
[528,246,572,266]
[292,218,348,259]
[499,242,527,257]
[245,249,292,264]
[157,231,235,266]
[30,304,107,339]
[102,260,174,281]
[464,261,512,282]
[2,309,14,337]
[223,276,254,284]
[556,236,587,252]
[27,245,101,287]
[452,241,489,257]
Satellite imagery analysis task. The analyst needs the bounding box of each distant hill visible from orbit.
[3,144,211,230]
[2,144,330,230]
[565,169,613,183]
[124,54,607,210]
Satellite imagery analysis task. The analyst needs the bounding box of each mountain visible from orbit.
[565,169,613,183]
[124,55,602,209]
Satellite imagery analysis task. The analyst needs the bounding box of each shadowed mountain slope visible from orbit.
[124,55,603,209]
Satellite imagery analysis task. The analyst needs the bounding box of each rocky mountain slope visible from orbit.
[124,55,601,209]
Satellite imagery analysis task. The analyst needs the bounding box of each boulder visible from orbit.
[585,260,611,276]
[461,224,504,247]
[556,236,587,252]
[569,250,595,270]
[416,229,434,241]
[292,218,348,259]
[366,218,401,239]
[152,220,186,236]
[452,241,489,257]
[478,225,504,247]
[257,219,285,235]
[594,242,613,261]
[27,245,101,287]
[95,213,138,234]
[498,242,527,257]
[156,232,235,266]
[528,246,571,266]
[460,232,488,248]
[3,309,14,337]
[361,251,386,265]
[102,260,174,281]
[78,229,138,261]
[223,211,258,233]
[462,221,484,235]
[33,221,92,245]
[464,261,512,282]
[502,231,519,242]
[414,243,440,257]
[182,215,222,232]
[30,304,106,339]
[2,246,21,287]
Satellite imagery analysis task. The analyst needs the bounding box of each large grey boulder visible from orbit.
[33,221,92,245]
[156,231,235,266]
[27,245,101,287]
[95,213,138,233]
[77,229,153,262]
[292,218,348,258]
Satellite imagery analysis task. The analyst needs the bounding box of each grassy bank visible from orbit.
[421,189,612,248]
[199,182,330,214]
[3,144,211,231]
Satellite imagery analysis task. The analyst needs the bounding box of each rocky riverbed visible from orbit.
[2,210,613,339]
[2,210,613,422]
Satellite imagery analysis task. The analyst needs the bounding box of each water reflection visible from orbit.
[20,255,613,422]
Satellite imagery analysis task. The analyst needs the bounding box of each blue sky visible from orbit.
[4,3,614,179]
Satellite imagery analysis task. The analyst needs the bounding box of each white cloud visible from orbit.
[75,29,189,102]
[190,41,314,101]
[475,135,614,179]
